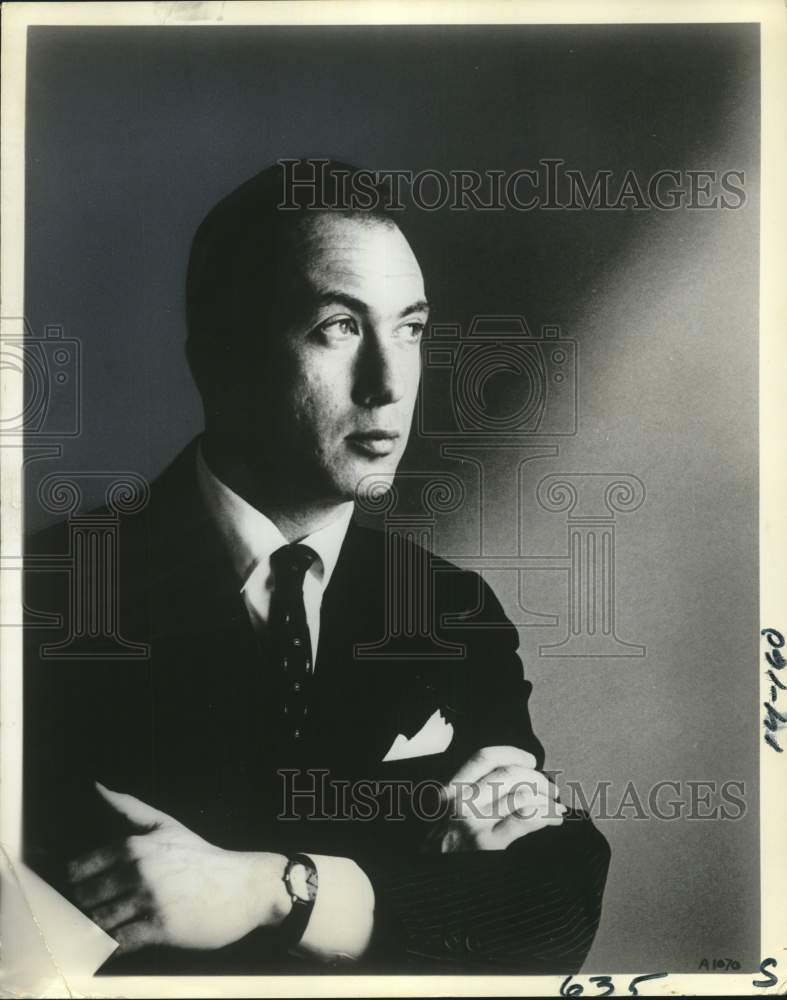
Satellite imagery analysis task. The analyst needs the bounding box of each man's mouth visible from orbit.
[346,430,400,457]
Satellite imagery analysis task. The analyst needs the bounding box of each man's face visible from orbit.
[240,213,427,503]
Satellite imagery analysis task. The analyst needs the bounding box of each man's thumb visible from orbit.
[94,781,172,829]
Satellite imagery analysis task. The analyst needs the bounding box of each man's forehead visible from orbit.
[290,213,424,285]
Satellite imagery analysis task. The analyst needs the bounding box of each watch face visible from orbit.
[289,861,318,903]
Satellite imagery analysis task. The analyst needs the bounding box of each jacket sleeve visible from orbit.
[356,573,611,973]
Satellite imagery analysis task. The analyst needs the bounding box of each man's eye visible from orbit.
[398,322,425,343]
[318,317,359,341]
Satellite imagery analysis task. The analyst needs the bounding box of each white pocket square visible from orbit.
[382,708,454,762]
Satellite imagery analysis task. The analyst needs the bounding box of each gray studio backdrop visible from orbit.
[23,24,759,972]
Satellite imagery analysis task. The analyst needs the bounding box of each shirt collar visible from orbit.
[196,443,354,592]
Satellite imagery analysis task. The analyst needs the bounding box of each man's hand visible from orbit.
[67,783,291,954]
[427,745,566,853]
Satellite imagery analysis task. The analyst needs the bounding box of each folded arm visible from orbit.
[65,759,607,972]
[350,578,611,972]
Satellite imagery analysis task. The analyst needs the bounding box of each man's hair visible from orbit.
[185,159,403,352]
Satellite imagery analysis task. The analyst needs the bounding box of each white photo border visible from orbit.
[1,1,785,996]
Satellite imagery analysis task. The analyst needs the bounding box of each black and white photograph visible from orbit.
[1,1,785,996]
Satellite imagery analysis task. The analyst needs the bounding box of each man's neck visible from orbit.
[201,435,352,543]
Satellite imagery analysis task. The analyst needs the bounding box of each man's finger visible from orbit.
[91,893,148,933]
[67,845,126,884]
[111,918,159,955]
[72,864,139,910]
[507,791,567,823]
[469,766,557,813]
[458,790,563,829]
[487,802,565,848]
[476,786,565,824]
[445,746,537,798]
[94,782,176,831]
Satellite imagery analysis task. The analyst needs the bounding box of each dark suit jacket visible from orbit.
[23,439,610,975]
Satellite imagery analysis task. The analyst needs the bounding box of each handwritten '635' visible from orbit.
[560,973,666,996]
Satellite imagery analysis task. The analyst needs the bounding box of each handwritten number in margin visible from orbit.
[628,972,668,995]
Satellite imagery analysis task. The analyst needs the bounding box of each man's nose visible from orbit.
[352,331,406,408]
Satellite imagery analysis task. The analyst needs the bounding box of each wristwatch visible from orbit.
[281,853,318,946]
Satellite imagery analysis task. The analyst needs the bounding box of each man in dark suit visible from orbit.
[24,160,610,974]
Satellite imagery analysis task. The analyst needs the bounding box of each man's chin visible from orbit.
[341,455,402,506]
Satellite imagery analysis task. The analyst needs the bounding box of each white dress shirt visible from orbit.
[196,444,374,961]
[196,444,353,666]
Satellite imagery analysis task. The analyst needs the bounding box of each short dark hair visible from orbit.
[185,159,403,351]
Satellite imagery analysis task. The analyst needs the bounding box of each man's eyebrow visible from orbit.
[398,299,430,319]
[312,291,430,318]
[313,291,369,313]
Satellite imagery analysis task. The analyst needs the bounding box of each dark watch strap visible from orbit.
[281,853,318,947]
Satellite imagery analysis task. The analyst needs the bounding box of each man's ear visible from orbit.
[186,332,222,378]
[186,333,234,407]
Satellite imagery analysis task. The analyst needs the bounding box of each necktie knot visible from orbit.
[271,543,317,590]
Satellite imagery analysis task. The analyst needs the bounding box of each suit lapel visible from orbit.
[144,462,446,777]
[315,522,444,766]
[145,439,252,642]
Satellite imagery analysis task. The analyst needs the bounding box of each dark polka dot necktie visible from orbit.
[269,543,318,743]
